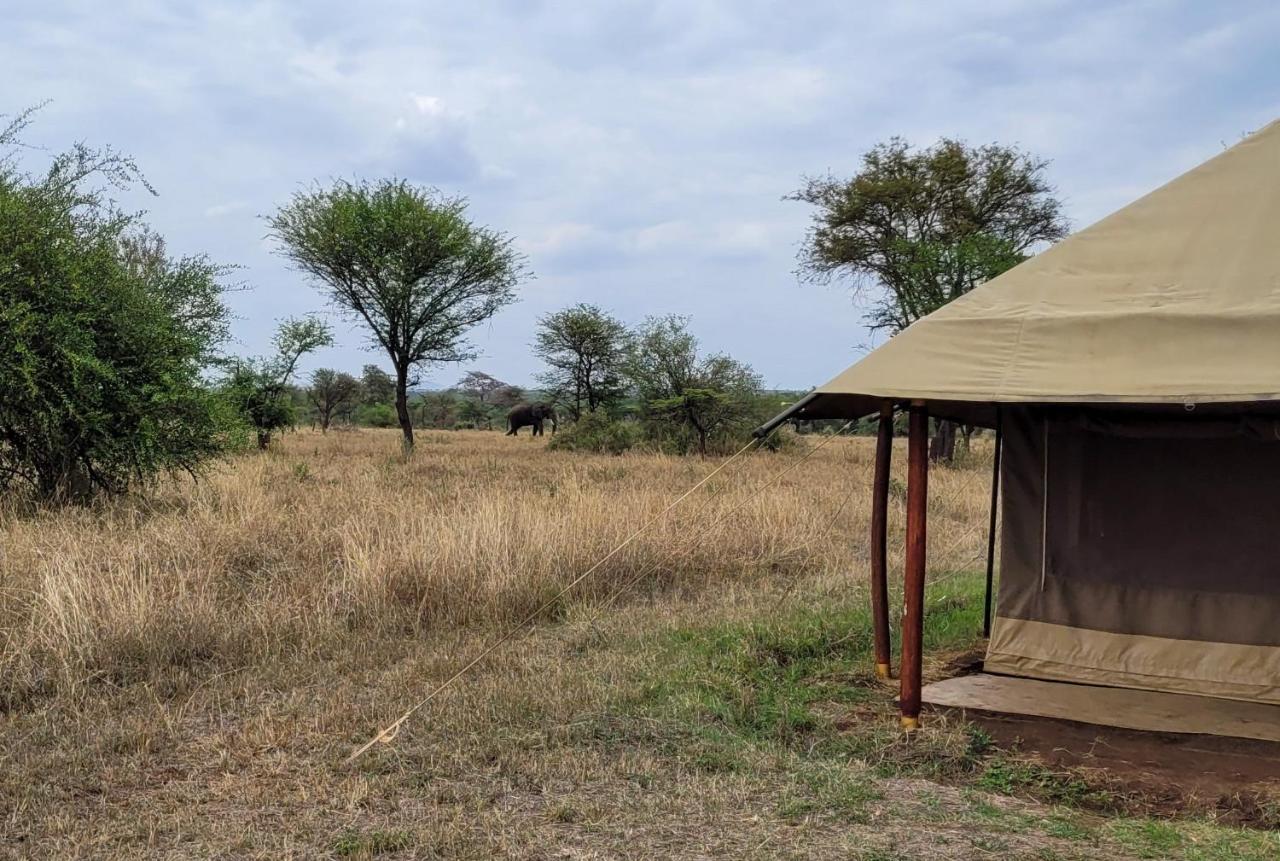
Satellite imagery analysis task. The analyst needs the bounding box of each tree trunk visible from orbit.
[394,366,415,454]
[929,419,956,464]
[38,455,94,505]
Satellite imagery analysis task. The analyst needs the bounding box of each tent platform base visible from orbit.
[921,674,1280,743]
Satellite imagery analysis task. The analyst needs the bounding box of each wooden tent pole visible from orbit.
[870,401,894,680]
[900,402,929,731]
[982,410,1003,638]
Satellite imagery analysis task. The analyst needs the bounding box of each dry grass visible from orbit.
[0,429,987,708]
[1,429,1276,859]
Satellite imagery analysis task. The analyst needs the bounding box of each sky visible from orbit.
[5,1,1280,391]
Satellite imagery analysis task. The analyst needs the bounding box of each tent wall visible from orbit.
[985,408,1280,704]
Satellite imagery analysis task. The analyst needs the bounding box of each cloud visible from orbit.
[203,201,248,218]
[3,0,1279,388]
[410,94,447,118]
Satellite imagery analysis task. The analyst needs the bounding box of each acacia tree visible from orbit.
[626,316,762,456]
[0,107,232,503]
[224,318,332,448]
[307,368,361,431]
[534,303,630,420]
[360,364,395,406]
[457,371,507,405]
[491,384,525,409]
[791,138,1068,461]
[270,181,526,453]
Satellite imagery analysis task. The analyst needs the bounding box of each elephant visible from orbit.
[506,403,558,436]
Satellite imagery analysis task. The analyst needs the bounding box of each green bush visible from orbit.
[548,411,641,454]
[358,403,397,428]
[0,111,232,502]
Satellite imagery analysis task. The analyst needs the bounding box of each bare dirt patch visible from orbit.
[965,709,1280,826]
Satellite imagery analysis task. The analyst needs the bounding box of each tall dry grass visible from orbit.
[0,428,991,709]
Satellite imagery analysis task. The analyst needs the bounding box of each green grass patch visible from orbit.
[978,756,1116,810]
[331,828,414,857]
[776,759,884,823]
[1103,818,1280,861]
[638,573,986,749]
[614,571,1280,859]
[623,572,989,820]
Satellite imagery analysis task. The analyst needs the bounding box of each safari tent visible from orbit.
[763,120,1280,734]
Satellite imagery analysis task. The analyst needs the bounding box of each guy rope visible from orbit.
[345,422,851,765]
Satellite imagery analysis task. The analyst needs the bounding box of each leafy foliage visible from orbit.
[222,318,332,448]
[270,180,526,451]
[416,391,460,429]
[490,383,524,409]
[456,397,491,429]
[359,364,395,406]
[358,402,398,428]
[307,368,361,431]
[456,370,508,404]
[790,137,1068,334]
[534,303,630,420]
[626,316,763,454]
[0,107,232,502]
[546,410,641,455]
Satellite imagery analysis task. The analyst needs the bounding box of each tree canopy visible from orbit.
[457,371,508,404]
[791,137,1069,462]
[269,180,526,453]
[223,317,332,448]
[0,107,232,502]
[534,303,630,420]
[790,137,1068,334]
[626,316,762,455]
[308,368,361,432]
[360,364,395,406]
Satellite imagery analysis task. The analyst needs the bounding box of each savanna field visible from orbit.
[2,430,1278,860]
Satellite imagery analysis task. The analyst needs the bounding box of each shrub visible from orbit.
[220,317,330,449]
[626,317,763,455]
[547,411,641,454]
[358,403,398,428]
[0,110,232,502]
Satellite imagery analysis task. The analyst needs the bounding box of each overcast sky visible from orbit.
[6,1,1279,390]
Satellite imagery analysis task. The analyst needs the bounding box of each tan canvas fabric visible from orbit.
[997,408,1280,647]
[798,120,1280,421]
[988,407,1280,702]
[921,674,1280,741]
[986,619,1280,705]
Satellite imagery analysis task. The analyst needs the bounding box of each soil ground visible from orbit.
[964,710,1280,826]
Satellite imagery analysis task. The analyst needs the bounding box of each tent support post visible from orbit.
[870,401,894,680]
[982,410,1003,639]
[900,402,929,731]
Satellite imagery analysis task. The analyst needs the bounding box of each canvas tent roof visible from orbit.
[789,120,1280,428]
